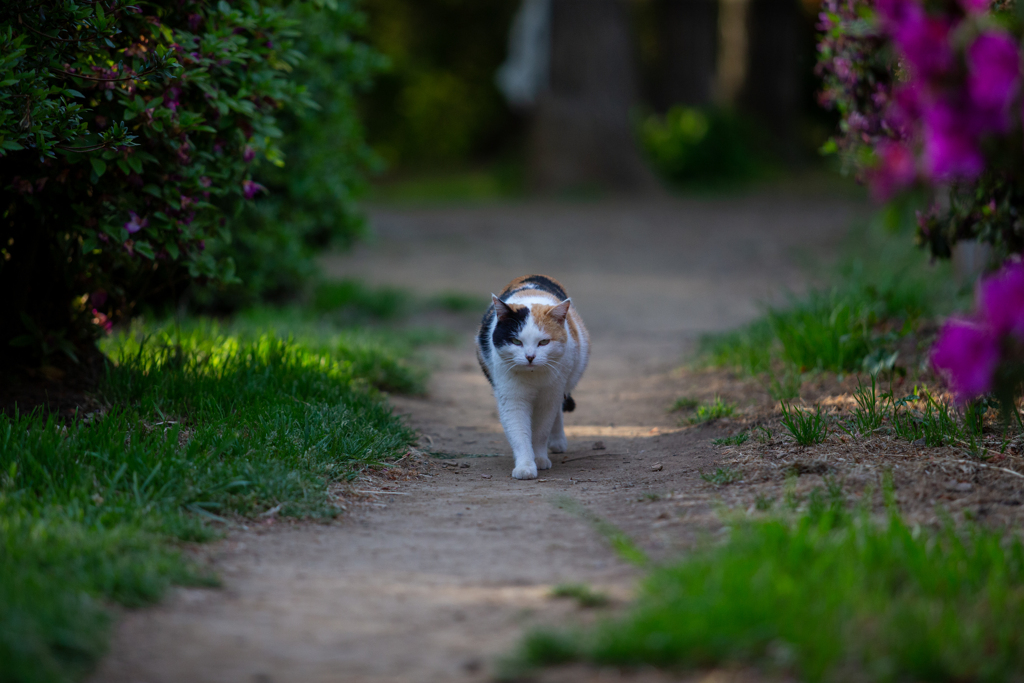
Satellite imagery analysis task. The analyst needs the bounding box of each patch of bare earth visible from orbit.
[90,193,880,683]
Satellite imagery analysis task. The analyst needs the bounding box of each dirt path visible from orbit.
[90,192,867,683]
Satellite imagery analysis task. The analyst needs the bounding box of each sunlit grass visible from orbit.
[2,320,419,682]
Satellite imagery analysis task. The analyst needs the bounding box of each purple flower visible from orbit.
[979,261,1024,338]
[124,211,148,234]
[922,100,984,180]
[241,179,266,200]
[870,140,917,200]
[878,0,955,79]
[187,13,202,31]
[243,145,256,163]
[199,176,212,188]
[932,319,1000,400]
[967,32,1021,133]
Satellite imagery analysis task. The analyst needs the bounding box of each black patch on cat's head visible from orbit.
[491,303,528,348]
[502,275,567,301]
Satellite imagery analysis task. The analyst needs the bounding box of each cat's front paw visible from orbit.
[512,463,539,480]
[547,436,568,453]
[535,455,552,470]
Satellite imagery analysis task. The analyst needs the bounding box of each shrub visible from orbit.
[817,0,1024,261]
[197,1,386,310]
[0,0,373,366]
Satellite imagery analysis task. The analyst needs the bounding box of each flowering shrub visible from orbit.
[932,259,1024,413]
[0,0,365,365]
[816,0,1024,259]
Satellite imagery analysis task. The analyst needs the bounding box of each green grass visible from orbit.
[509,496,1024,682]
[668,396,700,412]
[312,279,411,321]
[711,433,749,446]
[1,320,419,682]
[699,467,743,485]
[550,583,610,608]
[686,397,736,425]
[780,403,830,446]
[700,221,965,378]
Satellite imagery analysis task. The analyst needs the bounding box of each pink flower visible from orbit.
[967,32,1021,133]
[241,179,266,200]
[869,140,917,200]
[932,319,1000,400]
[979,261,1024,338]
[243,145,256,163]
[91,309,113,333]
[922,100,984,180]
[124,211,148,234]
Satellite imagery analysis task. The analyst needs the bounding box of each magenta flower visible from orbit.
[124,211,148,234]
[922,100,984,180]
[967,32,1021,133]
[979,261,1024,338]
[878,0,954,79]
[241,179,266,200]
[870,140,917,200]
[932,319,1000,401]
[959,0,991,13]
[243,145,256,163]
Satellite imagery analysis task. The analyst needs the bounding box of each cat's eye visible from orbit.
[538,339,550,346]
[511,339,523,346]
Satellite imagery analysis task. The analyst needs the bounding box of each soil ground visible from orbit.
[89,190,871,683]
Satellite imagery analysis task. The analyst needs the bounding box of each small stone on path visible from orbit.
[592,441,606,450]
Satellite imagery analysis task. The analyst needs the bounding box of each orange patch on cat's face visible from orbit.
[530,304,568,342]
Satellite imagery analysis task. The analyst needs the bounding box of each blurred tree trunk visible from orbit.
[655,0,718,109]
[740,0,803,158]
[528,0,659,193]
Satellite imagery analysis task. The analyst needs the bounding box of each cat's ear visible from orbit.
[548,298,571,325]
[492,294,515,320]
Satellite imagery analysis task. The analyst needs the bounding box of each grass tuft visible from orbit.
[550,583,610,608]
[699,467,743,485]
[687,396,736,424]
[668,396,700,412]
[780,402,830,446]
[712,432,749,446]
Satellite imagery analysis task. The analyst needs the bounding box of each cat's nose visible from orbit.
[526,354,535,363]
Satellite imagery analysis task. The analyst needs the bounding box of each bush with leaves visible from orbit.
[0,0,373,367]
[196,1,386,310]
[816,0,1024,261]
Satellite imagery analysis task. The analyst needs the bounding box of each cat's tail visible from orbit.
[562,394,576,412]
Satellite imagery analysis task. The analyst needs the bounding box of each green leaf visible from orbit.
[89,158,106,177]
[127,155,143,174]
[133,241,155,259]
[66,89,84,98]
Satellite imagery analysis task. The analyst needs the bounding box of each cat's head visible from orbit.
[491,295,571,370]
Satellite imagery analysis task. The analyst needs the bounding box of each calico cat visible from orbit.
[476,275,590,480]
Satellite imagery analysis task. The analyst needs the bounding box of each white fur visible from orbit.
[479,294,589,480]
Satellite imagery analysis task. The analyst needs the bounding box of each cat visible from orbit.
[476,275,590,480]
